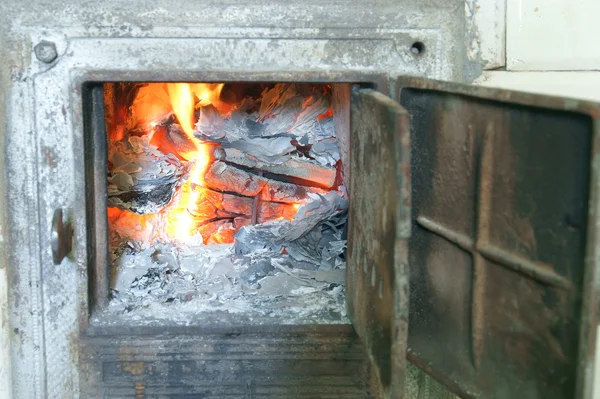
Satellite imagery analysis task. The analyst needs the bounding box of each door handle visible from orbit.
[51,208,73,265]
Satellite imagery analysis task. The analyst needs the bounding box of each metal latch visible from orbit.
[51,208,73,264]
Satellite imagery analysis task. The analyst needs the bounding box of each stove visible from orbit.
[2,1,600,399]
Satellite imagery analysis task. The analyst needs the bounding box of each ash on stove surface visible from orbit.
[104,193,349,326]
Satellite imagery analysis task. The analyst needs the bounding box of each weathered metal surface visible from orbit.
[83,84,110,315]
[348,88,411,398]
[397,78,600,399]
[80,325,371,398]
[33,40,58,64]
[404,363,459,399]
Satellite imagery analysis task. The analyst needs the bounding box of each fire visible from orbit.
[165,144,213,239]
[111,82,310,244]
[190,83,229,113]
[163,83,225,240]
[167,83,197,143]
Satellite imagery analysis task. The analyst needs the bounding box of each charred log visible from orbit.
[203,161,265,197]
[203,161,325,204]
[109,179,180,214]
[107,136,189,214]
[213,147,336,188]
[188,186,298,223]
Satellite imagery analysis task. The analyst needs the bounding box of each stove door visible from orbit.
[348,88,411,398]
[397,78,600,399]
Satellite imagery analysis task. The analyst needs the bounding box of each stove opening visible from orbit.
[101,82,351,325]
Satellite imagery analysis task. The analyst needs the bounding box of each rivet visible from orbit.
[34,40,58,63]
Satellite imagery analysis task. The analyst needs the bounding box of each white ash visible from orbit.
[234,192,347,269]
[107,135,189,214]
[255,84,332,141]
[107,192,349,323]
[100,277,347,326]
[107,246,348,324]
[309,135,340,167]
[194,83,340,169]
[225,136,297,164]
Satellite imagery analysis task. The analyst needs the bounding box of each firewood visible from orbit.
[213,147,336,188]
[221,193,253,214]
[189,186,252,217]
[204,161,266,197]
[107,136,189,214]
[257,201,297,221]
[233,217,251,229]
[150,123,198,161]
[258,179,326,203]
[204,161,325,204]
[189,186,298,223]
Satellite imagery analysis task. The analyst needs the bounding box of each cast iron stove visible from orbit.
[1,2,600,399]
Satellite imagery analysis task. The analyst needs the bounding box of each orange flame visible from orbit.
[167,83,197,143]
[129,84,172,131]
[163,83,226,240]
[165,144,213,240]
[119,82,307,244]
[191,83,229,113]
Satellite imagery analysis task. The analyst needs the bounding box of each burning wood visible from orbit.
[107,135,189,214]
[188,186,298,222]
[213,147,336,188]
[150,123,199,162]
[106,82,347,288]
[104,81,350,320]
[204,161,326,205]
[203,161,265,197]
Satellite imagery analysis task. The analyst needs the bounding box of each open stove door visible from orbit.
[396,78,600,399]
[348,88,411,398]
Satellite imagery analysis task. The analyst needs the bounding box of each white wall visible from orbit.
[475,71,600,102]
[505,0,600,71]
[470,2,599,398]
[473,0,600,102]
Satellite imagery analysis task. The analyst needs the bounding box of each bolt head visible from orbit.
[34,40,58,63]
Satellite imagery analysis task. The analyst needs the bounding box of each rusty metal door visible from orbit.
[348,88,411,398]
[396,79,600,399]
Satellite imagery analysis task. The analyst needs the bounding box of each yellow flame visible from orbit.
[167,83,197,142]
[166,144,214,240]
[162,83,231,240]
[128,82,302,243]
[191,83,227,110]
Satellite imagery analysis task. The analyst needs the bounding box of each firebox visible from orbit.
[100,82,352,324]
[3,2,600,399]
